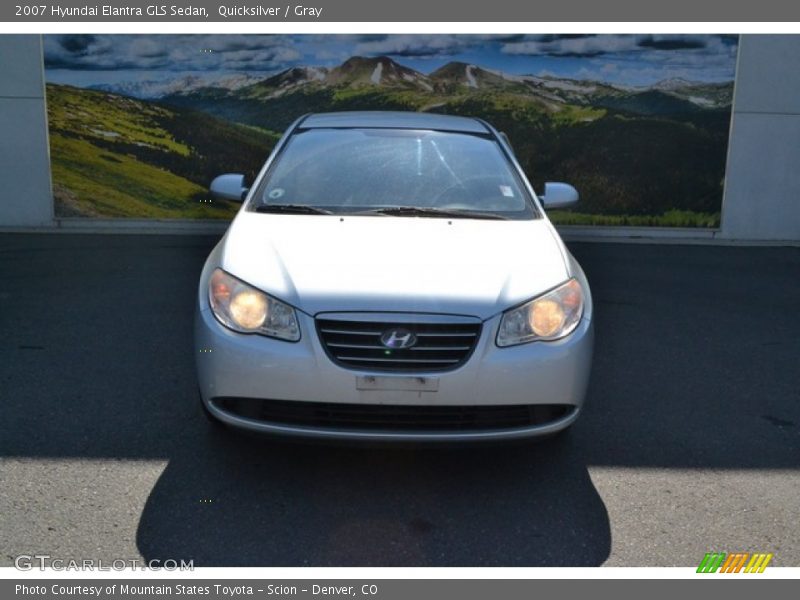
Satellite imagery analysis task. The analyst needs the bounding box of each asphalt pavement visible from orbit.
[0,233,798,566]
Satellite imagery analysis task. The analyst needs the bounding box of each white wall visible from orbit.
[0,35,53,227]
[720,35,800,241]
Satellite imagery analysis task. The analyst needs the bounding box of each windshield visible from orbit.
[250,128,537,219]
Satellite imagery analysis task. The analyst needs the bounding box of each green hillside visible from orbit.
[47,84,279,218]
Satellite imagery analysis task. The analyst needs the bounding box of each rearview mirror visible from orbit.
[210,173,248,202]
[539,182,579,209]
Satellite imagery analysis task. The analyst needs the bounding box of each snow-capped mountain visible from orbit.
[88,73,266,99]
[89,55,733,112]
[325,56,434,91]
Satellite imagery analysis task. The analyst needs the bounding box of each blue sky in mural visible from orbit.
[45,34,739,88]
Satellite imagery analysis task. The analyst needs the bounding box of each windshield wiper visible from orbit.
[362,206,508,220]
[255,204,333,215]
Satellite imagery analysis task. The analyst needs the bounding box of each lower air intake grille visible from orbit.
[214,398,574,432]
[316,318,481,372]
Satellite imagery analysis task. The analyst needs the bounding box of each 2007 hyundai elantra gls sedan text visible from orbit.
[196,111,593,442]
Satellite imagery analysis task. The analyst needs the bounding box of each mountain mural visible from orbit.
[45,40,736,226]
[47,84,277,218]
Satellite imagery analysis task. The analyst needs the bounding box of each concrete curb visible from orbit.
[1,219,798,247]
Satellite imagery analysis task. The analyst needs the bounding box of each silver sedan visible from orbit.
[195,111,593,442]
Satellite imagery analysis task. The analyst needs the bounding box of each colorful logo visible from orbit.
[697,552,773,573]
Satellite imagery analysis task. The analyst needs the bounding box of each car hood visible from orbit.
[220,212,570,320]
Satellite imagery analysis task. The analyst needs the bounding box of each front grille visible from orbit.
[214,398,574,432]
[316,317,481,372]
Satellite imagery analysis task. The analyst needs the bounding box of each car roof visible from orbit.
[300,111,491,134]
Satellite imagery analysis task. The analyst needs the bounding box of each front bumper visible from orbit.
[195,306,593,442]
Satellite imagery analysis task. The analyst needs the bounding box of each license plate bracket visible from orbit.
[356,375,439,392]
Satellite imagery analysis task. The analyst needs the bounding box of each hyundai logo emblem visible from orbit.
[380,328,417,349]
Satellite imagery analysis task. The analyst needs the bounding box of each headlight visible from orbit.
[208,269,300,341]
[497,279,584,347]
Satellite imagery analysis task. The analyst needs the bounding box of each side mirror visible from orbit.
[210,173,248,202]
[539,182,579,209]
